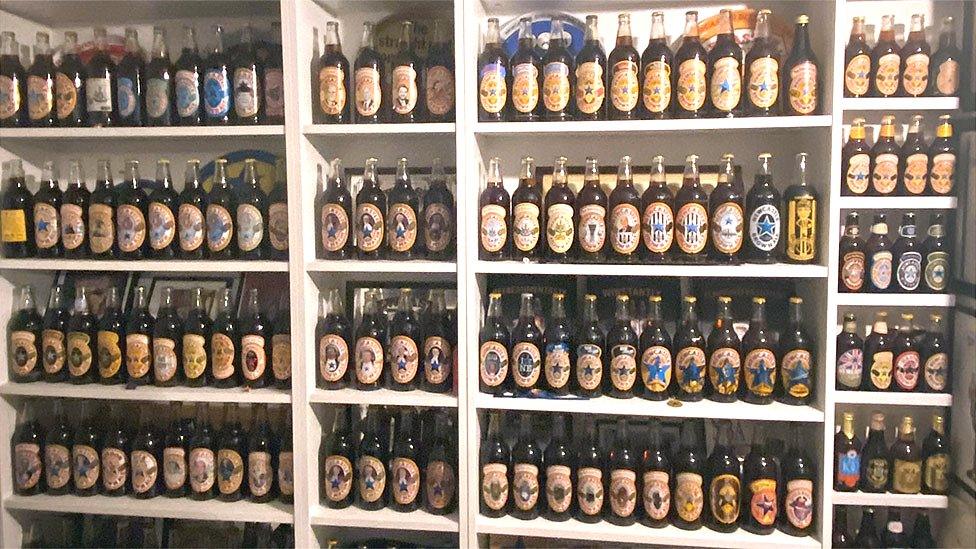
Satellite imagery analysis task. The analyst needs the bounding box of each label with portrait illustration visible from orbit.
[901,53,929,96]
[677,58,706,111]
[153,338,178,383]
[272,334,290,381]
[675,472,704,522]
[354,67,382,117]
[711,202,743,254]
[513,462,540,511]
[609,469,637,517]
[781,348,811,398]
[842,251,865,291]
[423,336,451,385]
[543,62,571,112]
[203,69,230,117]
[544,341,571,389]
[67,331,93,377]
[175,70,200,117]
[642,61,672,113]
[894,350,920,391]
[55,72,78,119]
[577,467,604,516]
[86,76,112,113]
[319,66,346,116]
[643,470,670,520]
[924,454,948,493]
[936,59,959,95]
[930,153,955,195]
[903,153,929,195]
[875,53,900,96]
[870,350,894,390]
[923,352,947,391]
[131,450,158,494]
[9,331,37,376]
[610,344,638,392]
[96,330,122,379]
[148,202,176,250]
[749,478,777,525]
[896,251,922,292]
[641,345,671,393]
[512,202,540,252]
[676,202,707,254]
[355,336,384,385]
[236,204,264,253]
[27,75,53,120]
[45,444,71,489]
[786,198,816,262]
[241,334,266,381]
[387,203,417,252]
[872,153,898,195]
[479,63,506,114]
[279,452,294,495]
[233,67,260,118]
[546,203,574,254]
[893,459,922,494]
[870,250,893,290]
[643,201,673,253]
[610,203,640,254]
[709,473,740,524]
[0,76,18,120]
[182,334,207,380]
[268,202,288,251]
[42,329,65,374]
[206,204,233,252]
[426,460,455,510]
[425,65,454,116]
[88,203,114,254]
[117,204,147,253]
[480,204,507,253]
[511,62,538,114]
[188,447,215,493]
[546,464,572,513]
[358,455,388,502]
[248,451,272,497]
[610,60,639,112]
[578,204,606,253]
[211,333,236,380]
[391,65,418,115]
[675,346,706,394]
[178,203,205,251]
[710,57,741,112]
[845,153,870,194]
[845,54,870,96]
[744,348,777,397]
[512,341,541,388]
[163,447,186,490]
[708,347,740,396]
[319,333,349,382]
[323,454,353,502]
[390,334,419,384]
[356,203,384,252]
[576,343,603,390]
[482,462,508,510]
[837,348,863,389]
[101,447,127,490]
[479,340,508,387]
[217,448,244,495]
[33,202,59,250]
[423,202,452,253]
[60,203,85,251]
[72,444,100,490]
[748,57,779,108]
[146,78,170,119]
[788,61,817,114]
[749,204,780,251]
[263,69,284,118]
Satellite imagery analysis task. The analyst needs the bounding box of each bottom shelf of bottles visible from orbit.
[3,494,294,524]
[310,504,459,532]
[832,491,949,509]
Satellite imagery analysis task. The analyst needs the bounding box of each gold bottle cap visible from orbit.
[685,153,699,163]
[930,313,942,322]
[853,16,864,23]
[797,15,809,24]
[684,295,697,303]
[900,416,915,434]
[649,295,662,303]
[488,292,502,299]
[753,296,766,304]
[871,412,885,429]
[718,296,732,304]
[790,296,803,304]
[584,294,597,302]
[553,292,565,299]
[901,312,913,321]
[618,294,630,302]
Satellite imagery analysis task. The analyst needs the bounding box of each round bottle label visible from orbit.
[546,203,574,254]
[836,348,863,389]
[902,52,929,96]
[117,77,137,117]
[319,334,349,382]
[72,444,100,490]
[324,455,353,501]
[390,334,419,384]
[233,67,260,118]
[841,251,865,291]
[610,60,639,112]
[387,203,417,252]
[45,444,71,489]
[425,65,454,116]
[543,62,571,112]
[248,451,273,497]
[205,204,234,252]
[60,203,85,250]
[865,457,888,490]
[512,341,541,388]
[0,75,18,119]
[27,75,53,120]
[478,62,507,114]
[153,337,178,383]
[936,59,959,95]
[845,54,870,96]
[744,348,777,396]
[479,340,508,387]
[116,204,147,253]
[236,204,264,252]
[175,70,200,117]
[749,204,780,251]
[263,70,283,117]
[709,473,740,524]
[710,57,741,112]
[217,448,244,494]
[9,331,37,376]
[643,202,674,253]
[55,72,78,119]
[544,341,571,389]
[278,452,294,495]
[923,352,947,391]
[874,53,900,96]
[356,203,384,252]
[391,457,421,504]
[870,350,893,390]
[643,470,670,520]
[512,202,540,252]
[610,203,640,254]
[641,345,672,393]
[146,78,170,118]
[101,447,128,491]
[424,336,452,385]
[355,67,382,116]
[578,204,606,253]
[163,447,187,491]
[903,153,929,195]
[88,203,114,254]
[748,57,779,108]
[749,478,778,525]
[482,462,508,510]
[358,455,386,502]
[870,250,893,290]
[610,344,638,392]
[576,343,603,390]
[786,479,815,528]
[42,329,65,374]
[125,333,151,379]
[642,61,672,113]
[676,202,708,254]
[924,454,949,493]
[12,444,39,490]
[241,334,266,380]
[609,469,637,517]
[211,333,236,380]
[480,204,507,253]
[391,65,418,115]
[268,202,288,252]
[894,350,920,391]
[546,464,572,513]
[781,348,811,398]
[189,447,215,493]
[677,58,707,111]
[318,66,346,116]
[896,251,922,291]
[148,202,176,250]
[131,449,158,493]
[182,334,207,380]
[872,153,899,194]
[511,62,538,114]
[424,202,452,253]
[355,336,384,384]
[203,69,230,117]
[33,203,59,250]
[577,467,604,516]
[67,331,93,377]
[788,61,818,114]
[846,153,870,194]
[675,472,704,522]
[178,203,205,251]
[708,347,740,395]
[426,460,456,510]
[272,334,290,381]
[710,202,743,254]
[930,153,955,195]
[925,251,949,291]
[675,347,706,393]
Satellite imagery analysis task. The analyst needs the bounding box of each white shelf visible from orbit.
[474,115,831,136]
[0,125,284,139]
[837,196,958,210]
[306,260,456,274]
[475,260,828,278]
[304,123,455,136]
[840,97,960,111]
[309,388,457,408]
[835,293,956,307]
[3,494,294,523]
[0,382,291,404]
[476,515,820,549]
[834,391,952,407]
[832,491,949,509]
[0,259,288,272]
[311,505,459,532]
[476,393,824,423]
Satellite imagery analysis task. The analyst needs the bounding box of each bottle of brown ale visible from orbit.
[865,213,893,292]
[577,156,607,262]
[709,154,743,263]
[609,155,641,262]
[674,11,707,118]
[741,430,779,535]
[784,152,818,264]
[921,414,949,494]
[545,156,575,261]
[742,296,776,404]
[745,153,781,263]
[321,158,353,259]
[928,115,955,196]
[674,296,705,401]
[424,20,454,123]
[478,156,509,260]
[510,293,542,391]
[422,289,453,393]
[389,21,423,123]
[542,18,573,122]
[477,18,508,122]
[639,295,671,401]
[0,31,27,127]
[928,17,961,96]
[900,115,929,195]
[543,293,572,395]
[893,313,920,392]
[479,292,509,395]
[640,12,672,119]
[386,157,420,259]
[574,15,606,121]
[782,15,820,115]
[844,17,872,97]
[511,156,542,260]
[838,212,865,292]
[27,32,56,127]
[745,9,780,116]
[891,416,922,494]
[576,294,604,398]
[509,17,540,122]
[317,288,350,390]
[317,21,349,124]
[606,295,638,398]
[705,421,740,532]
[863,311,893,391]
[608,14,640,120]
[920,314,948,393]
[872,15,900,98]
[836,312,864,390]
[892,212,921,293]
[871,114,899,195]
[674,154,708,261]
[860,411,889,493]
[706,296,740,403]
[641,155,673,261]
[353,22,384,124]
[387,288,420,391]
[899,14,930,97]
[842,118,871,196]
[922,213,949,292]
[422,158,455,260]
[779,296,813,405]
[707,9,742,118]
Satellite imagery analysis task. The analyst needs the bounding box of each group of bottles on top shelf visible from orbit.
[842,115,956,197]
[844,14,961,98]
[479,9,820,122]
[321,406,457,515]
[12,400,294,504]
[839,211,949,294]
[479,291,814,405]
[316,287,455,394]
[315,19,454,124]
[7,284,291,389]
[317,157,455,261]
[834,506,936,548]
[836,310,948,394]
[834,412,949,497]
[481,413,816,537]
[479,152,818,265]
[0,24,282,128]
[0,156,288,260]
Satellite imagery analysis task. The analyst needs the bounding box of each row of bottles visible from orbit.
[478,10,821,122]
[320,406,457,515]
[314,20,454,123]
[7,284,291,389]
[833,506,936,548]
[843,14,961,98]
[836,311,948,394]
[480,413,816,537]
[834,412,949,496]
[839,212,949,294]
[12,400,294,504]
[480,152,818,265]
[317,157,455,261]
[316,288,454,394]
[479,291,814,405]
[0,156,288,260]
[841,115,956,197]
[0,24,282,128]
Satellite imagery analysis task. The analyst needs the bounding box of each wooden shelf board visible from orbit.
[309,388,457,407]
[311,505,458,532]
[475,260,828,278]
[4,494,294,523]
[0,126,284,139]
[840,97,960,111]
[306,260,456,274]
[303,123,455,135]
[0,259,288,273]
[832,491,949,509]
[837,196,957,210]
[835,293,956,307]
[834,391,952,407]
[474,115,832,136]
[0,382,291,403]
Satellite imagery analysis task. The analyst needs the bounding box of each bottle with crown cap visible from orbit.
[928,115,955,196]
[899,115,929,195]
[872,15,900,97]
[674,296,705,401]
[639,295,671,401]
[708,9,743,118]
[318,21,349,124]
[609,156,641,262]
[640,11,673,119]
[871,114,900,196]
[783,15,820,115]
[27,31,56,127]
[674,154,708,262]
[742,296,777,404]
[928,17,961,96]
[891,416,922,494]
[865,214,893,292]
[709,154,743,263]
[608,14,641,120]
[899,14,930,97]
[641,155,674,261]
[844,17,872,97]
[8,286,41,383]
[574,15,606,121]
[479,157,509,260]
[576,156,607,263]
[745,153,782,263]
[706,296,739,403]
[674,11,707,118]
[115,28,145,126]
[842,118,871,196]
[0,31,27,127]
[145,27,174,126]
[545,157,576,262]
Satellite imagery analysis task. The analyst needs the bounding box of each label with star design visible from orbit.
[116,204,146,253]
[45,444,71,489]
[749,478,778,525]
[872,153,899,195]
[642,60,672,113]
[710,57,741,112]
[676,202,707,254]
[640,345,672,394]
[206,204,233,252]
[217,449,244,495]
[248,451,273,497]
[841,251,865,291]
[545,464,572,513]
[576,343,603,391]
[390,335,419,384]
[845,54,871,96]
[27,75,53,120]
[642,201,673,253]
[426,460,456,510]
[610,468,637,517]
[748,204,780,251]
[708,347,740,395]
[358,455,387,502]
[479,63,507,114]
[675,347,706,394]
[323,454,354,501]
[355,336,384,385]
[96,330,122,379]
[577,467,604,516]
[42,329,65,375]
[610,60,639,112]
[131,450,158,494]
[424,336,452,385]
[512,341,541,388]
[9,331,37,376]
[236,204,264,252]
[178,203,205,252]
[748,57,779,109]
[711,202,744,255]
[870,250,893,290]
[148,202,176,250]
[923,352,947,391]
[544,341,571,389]
[355,202,385,253]
[902,53,929,96]
[188,447,215,493]
[903,153,929,195]
[163,447,187,491]
[482,462,508,510]
[787,61,818,114]
[513,463,540,511]
[610,344,638,392]
[709,473,740,524]
[101,447,128,491]
[677,58,706,111]
[542,62,571,113]
[785,479,814,529]
[15,443,42,490]
[781,349,811,398]
[511,63,539,114]
[675,472,704,522]
[67,331,93,377]
[125,333,151,380]
[643,470,670,520]
[924,250,948,291]
[845,153,870,194]
[72,444,100,490]
[153,338,178,383]
[33,202,59,250]
[391,457,421,505]
[388,203,418,252]
[744,348,777,397]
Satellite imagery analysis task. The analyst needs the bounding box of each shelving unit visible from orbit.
[475,260,828,278]
[834,391,953,407]
[0,382,291,404]
[4,494,294,524]
[311,505,460,532]
[0,126,285,139]
[831,492,950,509]
[0,259,289,273]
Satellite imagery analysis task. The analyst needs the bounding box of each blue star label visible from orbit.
[426,460,456,510]
[72,444,100,490]
[390,335,419,385]
[677,58,707,112]
[748,204,780,252]
[641,345,672,393]
[355,336,384,385]
[15,443,42,490]
[748,57,779,109]
[248,451,272,497]
[845,153,870,194]
[610,344,638,392]
[708,347,740,395]
[324,455,353,502]
[387,203,417,252]
[709,57,741,112]
[576,343,603,391]
[744,348,777,397]
[542,61,570,113]
[845,54,870,96]
[749,478,778,525]
[131,450,158,494]
[356,202,384,253]
[479,63,507,114]
[675,347,706,394]
[511,62,539,114]
[544,341,571,389]
[513,463,540,511]
[642,201,674,253]
[786,479,814,529]
[781,349,811,398]
[33,202,59,250]
[45,444,71,489]
[424,336,452,385]
[203,68,230,117]
[676,202,707,254]
[575,61,605,114]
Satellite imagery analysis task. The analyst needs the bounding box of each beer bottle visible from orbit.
[865,214,893,292]
[741,430,778,535]
[317,21,349,124]
[784,153,817,264]
[237,158,268,259]
[641,155,674,261]
[864,311,893,391]
[640,422,671,528]
[388,288,421,391]
[674,154,708,261]
[152,287,181,387]
[511,156,542,260]
[705,421,740,532]
[145,27,173,126]
[115,160,149,260]
[177,159,206,259]
[781,431,815,537]
[424,411,457,515]
[96,287,125,385]
[422,158,455,259]
[271,296,291,389]
[262,23,284,125]
[278,409,296,502]
[510,413,542,519]
[893,313,920,392]
[422,290,453,393]
[352,22,383,124]
[45,400,73,495]
[61,159,89,259]
[8,285,41,382]
[41,285,70,382]
[162,403,190,498]
[360,406,391,510]
[606,294,638,398]
[267,157,288,260]
[900,14,930,97]
[832,507,852,548]
[576,294,604,398]
[479,292,509,394]
[509,17,540,122]
[72,402,100,496]
[148,159,179,259]
[929,115,955,196]
[355,289,386,390]
[836,313,864,391]
[674,11,707,118]
[27,32,56,127]
[131,405,162,499]
[871,115,899,196]
[783,15,820,115]
[511,292,542,391]
[860,412,890,493]
[577,156,607,262]
[891,416,922,494]
[608,14,640,120]
[745,9,780,116]
[709,154,744,262]
[202,25,232,125]
[543,18,574,121]
[541,293,571,395]
[210,288,238,388]
[240,288,270,388]
[921,314,948,393]
[85,27,115,127]
[543,414,573,521]
[66,287,97,384]
[425,19,454,122]
[206,158,237,259]
[478,156,509,260]
[247,404,274,503]
[742,296,777,405]
[842,118,871,196]
[872,15,900,97]
[386,158,420,258]
[838,213,864,293]
[318,288,351,389]
[639,294,672,401]
[115,28,144,126]
[188,403,215,500]
[1,158,34,258]
[892,213,921,292]
[708,9,743,118]
[928,17,961,97]
[575,416,605,523]
[322,406,355,508]
[232,26,263,124]
[0,31,27,127]
[216,404,246,501]
[606,419,638,525]
[900,116,929,195]
[390,21,423,123]
[182,287,211,387]
[779,296,813,405]
[844,17,872,97]
[883,510,910,547]
[545,156,576,261]
[854,507,882,547]
[909,512,936,547]
[922,414,949,495]
[706,296,740,403]
[481,410,510,516]
[640,11,673,119]
[355,157,386,259]
[174,26,203,125]
[673,421,704,530]
[745,153,782,263]
[609,155,641,261]
[674,295,705,401]
[922,213,949,292]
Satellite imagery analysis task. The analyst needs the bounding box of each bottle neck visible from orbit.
[551,296,566,320]
[582,299,598,324]
[681,300,697,324]
[793,22,811,52]
[485,295,502,322]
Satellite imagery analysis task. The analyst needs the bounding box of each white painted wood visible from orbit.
[0,382,291,403]
[311,504,460,532]
[0,126,284,139]
[0,259,288,272]
[474,115,833,136]
[840,97,960,111]
[837,196,958,210]
[475,260,829,278]
[304,123,456,135]
[835,293,956,307]
[834,391,953,407]
[307,260,456,274]
[831,491,950,509]
[309,388,458,407]
[4,494,294,523]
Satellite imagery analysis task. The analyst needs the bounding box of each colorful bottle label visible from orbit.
[902,53,929,96]
[116,204,147,253]
[894,350,920,391]
[145,78,170,119]
[319,333,349,382]
[610,203,640,254]
[610,343,638,391]
[710,202,743,254]
[323,455,353,502]
[72,444,100,490]
[512,202,540,252]
[788,61,817,114]
[153,337,178,383]
[513,463,540,511]
[578,204,606,253]
[576,343,603,390]
[217,449,244,495]
[511,341,541,388]
[318,66,346,116]
[175,69,200,117]
[896,251,922,291]
[479,340,508,387]
[841,251,865,291]
[924,454,948,493]
[1,209,27,242]
[708,347,740,395]
[423,335,451,385]
[205,204,233,252]
[641,345,672,393]
[574,61,605,115]
[426,460,455,510]
[677,58,707,111]
[27,75,53,120]
[903,153,929,194]
[148,202,176,250]
[182,334,207,379]
[872,153,898,194]
[543,340,571,389]
[836,449,860,488]
[423,202,452,252]
[241,334,266,380]
[42,329,65,374]
[845,54,870,96]
[749,478,778,525]
[748,57,779,108]
[870,250,893,290]
[125,333,151,380]
[610,469,638,517]
[88,203,114,254]
[642,61,672,113]
[116,76,138,117]
[936,59,959,95]
[870,351,894,389]
[9,331,37,376]
[263,68,284,117]
[511,62,538,114]
[96,330,123,378]
[675,472,704,522]
[893,459,922,493]
[545,464,572,513]
[836,348,863,389]
[577,467,604,516]
[542,62,570,112]
[67,331,93,377]
[203,68,231,117]
[546,203,574,253]
[923,352,947,391]
[675,346,706,394]
[60,204,85,251]
[391,65,418,115]
[482,462,508,510]
[744,348,777,397]
[233,67,260,117]
[355,203,384,252]
[163,447,187,490]
[248,451,273,497]
[236,203,264,252]
[45,444,71,489]
[781,348,811,398]
[0,75,20,119]
[925,250,949,291]
[357,455,386,502]
[874,53,900,96]
[387,203,417,252]
[643,470,670,520]
[101,447,128,490]
[55,73,78,119]
[786,198,816,261]
[479,204,506,253]
[131,450,158,493]
[642,201,674,253]
[749,204,780,252]
[676,202,707,254]
[189,447,215,493]
[709,473,740,524]
[930,153,955,195]
[211,333,236,380]
[611,60,639,112]
[355,67,382,116]
[710,57,741,112]
[425,65,454,116]
[390,334,419,384]
[845,153,870,194]
[178,203,205,251]
[865,457,889,490]
[354,336,383,384]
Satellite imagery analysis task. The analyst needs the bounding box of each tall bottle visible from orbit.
[606,295,638,398]
[705,421,740,532]
[247,404,274,503]
[182,287,211,387]
[387,288,420,391]
[706,296,740,402]
[237,158,268,259]
[187,403,215,500]
[542,18,574,121]
[779,297,813,405]
[148,159,179,258]
[85,27,115,127]
[872,15,900,97]
[480,411,510,516]
[355,157,386,259]
[66,287,97,384]
[871,114,899,196]
[641,155,674,261]
[899,14,930,97]
[922,213,949,292]
[865,214,893,292]
[708,9,743,117]
[836,313,864,391]
[543,293,572,395]
[131,405,162,499]
[116,160,149,260]
[511,156,542,260]
[1,159,34,258]
[425,19,454,122]
[96,287,125,385]
[709,154,744,262]
[161,403,190,498]
[419,290,452,393]
[742,296,777,404]
[842,118,871,196]
[478,156,509,260]
[864,311,893,391]
[279,410,296,504]
[784,153,817,264]
[422,158,455,260]
[608,14,640,120]
[609,155,641,261]
[634,296,670,404]
[510,293,542,391]
[510,413,542,520]
[928,115,956,196]
[575,416,605,523]
[674,154,708,261]
[929,17,961,96]
[911,512,936,547]
[27,32,56,127]
[745,10,780,115]
[892,213,921,293]
[674,11,707,118]
[674,296,705,401]
[545,156,576,261]
[354,22,384,123]
[100,407,129,496]
[922,414,949,495]
[478,292,509,394]
[838,213,864,293]
[577,156,607,262]
[174,26,203,125]
[606,419,638,525]
[240,288,270,388]
[206,158,236,259]
[509,17,539,122]
[576,294,605,397]
[543,414,573,521]
[641,11,673,119]
[844,17,872,97]
[45,400,73,495]
[745,153,781,262]
[860,412,889,493]
[833,507,853,548]
[640,422,671,527]
[318,21,349,123]
[233,25,263,124]
[741,430,779,535]
[61,159,89,259]
[8,285,41,382]
[72,402,101,496]
[389,21,423,123]
[354,289,386,390]
[921,314,949,393]
[202,25,232,125]
[267,157,288,260]
[900,115,929,195]
[672,421,704,530]
[262,23,284,125]
[359,406,391,510]
[210,288,238,388]
[41,285,70,382]
[781,432,815,537]
[322,406,354,508]
[152,287,182,387]
[271,296,291,389]
[178,159,207,259]
[216,404,246,501]
[0,31,27,127]
[782,15,820,115]
[854,507,882,547]
[316,289,350,390]
[574,15,606,121]
[891,416,922,494]
[145,27,173,126]
[386,157,420,258]
[115,28,144,126]
[883,510,909,548]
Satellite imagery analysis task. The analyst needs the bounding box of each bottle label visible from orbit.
[511,341,541,388]
[163,447,186,491]
[479,340,508,387]
[44,444,71,489]
[131,449,158,493]
[511,62,539,114]
[42,329,65,374]
[749,478,777,525]
[708,347,740,395]
[116,204,147,253]
[576,343,603,391]
[178,203,205,251]
[480,204,507,253]
[709,473,740,524]
[748,57,779,109]
[387,203,417,252]
[72,444,100,490]
[217,449,244,495]
[278,451,294,495]
[543,62,571,113]
[609,469,637,517]
[264,68,284,118]
[610,60,639,112]
[641,345,672,393]
[788,61,817,114]
[710,57,741,112]
[610,203,640,254]
[874,53,900,96]
[675,472,704,522]
[676,202,707,254]
[711,202,744,254]
[148,202,176,250]
[318,66,346,116]
[870,250,893,290]
[1,210,27,242]
[100,447,127,490]
[426,460,456,510]
[211,333,236,380]
[894,350,920,391]
[482,462,509,510]
[896,251,922,291]
[786,198,816,261]
[236,204,264,252]
[903,153,929,195]
[871,153,898,194]
[546,203,574,254]
[67,331,93,377]
[642,61,672,113]
[182,333,207,379]
[578,204,606,253]
[203,69,231,117]
[0,75,18,119]
[319,333,349,382]
[355,336,384,384]
[924,251,948,291]
[86,76,113,113]
[153,337,178,383]
[425,65,454,116]
[924,454,948,492]
[424,336,451,385]
[27,75,53,120]
[513,462,540,511]
[268,202,288,251]
[248,451,273,497]
[841,251,865,291]
[60,203,85,250]
[9,331,37,376]
[390,334,419,384]
[610,344,638,392]
[323,455,353,502]
[936,59,959,95]
[836,449,860,488]
[923,352,947,391]
[175,70,200,117]
[744,348,777,397]
[356,203,384,252]
[643,201,674,253]
[206,204,234,252]
[781,348,811,398]
[96,330,122,378]
[893,459,922,493]
[577,467,604,516]
[391,65,418,115]
[242,334,266,380]
[116,76,138,117]
[272,334,291,381]
[643,470,670,520]
[677,58,707,111]
[354,67,382,117]
[88,203,114,253]
[930,153,955,195]
[865,457,889,490]
[748,204,780,251]
[902,52,929,96]
[146,78,170,118]
[845,153,870,194]
[512,202,540,252]
[357,455,387,502]
[675,347,706,394]
[233,67,260,118]
[870,350,893,390]
[424,202,452,253]
[544,464,572,513]
[188,447,216,493]
[836,348,863,389]
[845,54,870,96]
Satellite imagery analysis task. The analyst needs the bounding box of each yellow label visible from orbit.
[710,57,741,112]
[874,53,900,96]
[575,61,605,114]
[677,58,706,111]
[318,66,346,116]
[96,331,122,378]
[845,54,870,96]
[748,57,779,108]
[642,61,671,113]
[182,334,207,379]
[1,210,27,242]
[610,60,639,112]
[901,52,929,96]
[786,197,816,261]
[511,62,539,114]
